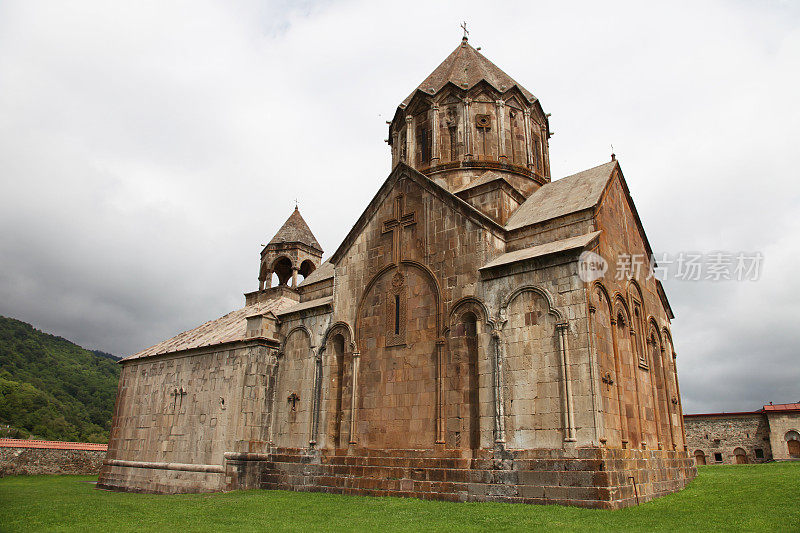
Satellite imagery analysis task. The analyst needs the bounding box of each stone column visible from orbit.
[646,339,664,450]
[291,267,298,288]
[435,339,445,444]
[463,98,473,160]
[523,109,533,169]
[391,129,399,167]
[631,328,647,448]
[541,124,550,177]
[405,116,414,168]
[267,350,282,446]
[348,351,360,445]
[309,348,323,448]
[495,100,507,162]
[671,351,687,450]
[491,329,506,444]
[659,345,677,450]
[431,104,440,166]
[610,317,629,447]
[557,323,576,442]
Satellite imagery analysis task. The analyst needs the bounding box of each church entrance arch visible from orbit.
[734,447,748,464]
[694,450,706,465]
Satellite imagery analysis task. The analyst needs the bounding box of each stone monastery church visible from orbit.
[99,36,696,508]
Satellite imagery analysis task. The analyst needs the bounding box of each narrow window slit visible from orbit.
[394,295,400,335]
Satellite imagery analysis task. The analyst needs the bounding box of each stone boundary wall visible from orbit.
[0,439,107,477]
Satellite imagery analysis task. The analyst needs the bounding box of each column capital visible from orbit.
[431,103,439,111]
[495,99,505,108]
[556,322,569,332]
[405,116,413,124]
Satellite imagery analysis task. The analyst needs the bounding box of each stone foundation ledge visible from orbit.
[97,446,696,508]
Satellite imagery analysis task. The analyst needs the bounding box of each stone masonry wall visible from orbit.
[591,171,684,453]
[98,341,278,493]
[765,411,800,460]
[684,413,772,464]
[0,447,106,477]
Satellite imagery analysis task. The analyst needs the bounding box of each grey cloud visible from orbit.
[0,1,797,413]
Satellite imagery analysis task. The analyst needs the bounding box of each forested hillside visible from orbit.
[0,316,121,443]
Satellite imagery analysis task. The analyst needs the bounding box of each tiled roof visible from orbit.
[268,207,322,252]
[125,297,296,361]
[276,296,333,316]
[298,260,334,286]
[504,161,617,231]
[0,438,107,451]
[763,402,800,412]
[402,39,537,107]
[480,231,602,271]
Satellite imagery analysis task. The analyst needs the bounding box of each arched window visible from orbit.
[271,256,293,286]
[299,259,316,281]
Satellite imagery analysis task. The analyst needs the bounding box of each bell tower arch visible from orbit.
[259,207,323,290]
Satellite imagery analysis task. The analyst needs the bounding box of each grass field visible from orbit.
[1,462,798,532]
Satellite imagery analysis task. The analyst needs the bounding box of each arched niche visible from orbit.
[353,262,442,449]
[499,285,565,448]
[273,327,312,448]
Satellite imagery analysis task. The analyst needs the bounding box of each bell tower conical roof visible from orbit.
[257,207,323,291]
[268,206,322,252]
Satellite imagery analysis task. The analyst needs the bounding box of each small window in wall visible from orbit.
[714,452,723,463]
[755,448,764,459]
[386,272,407,347]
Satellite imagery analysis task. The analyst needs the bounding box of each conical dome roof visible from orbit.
[268,207,322,252]
[401,38,537,107]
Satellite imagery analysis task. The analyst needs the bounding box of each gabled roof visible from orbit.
[480,231,601,271]
[276,296,333,317]
[401,38,537,107]
[125,296,296,360]
[453,171,523,199]
[329,163,506,265]
[505,161,617,231]
[268,207,322,252]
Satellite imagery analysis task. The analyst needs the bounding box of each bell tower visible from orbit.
[258,207,323,290]
[388,35,552,223]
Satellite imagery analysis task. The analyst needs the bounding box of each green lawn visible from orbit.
[1,463,798,532]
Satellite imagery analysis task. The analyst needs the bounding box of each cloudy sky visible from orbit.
[1,1,798,413]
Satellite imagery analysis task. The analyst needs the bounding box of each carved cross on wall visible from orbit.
[287,392,300,411]
[170,387,187,403]
[382,195,416,265]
